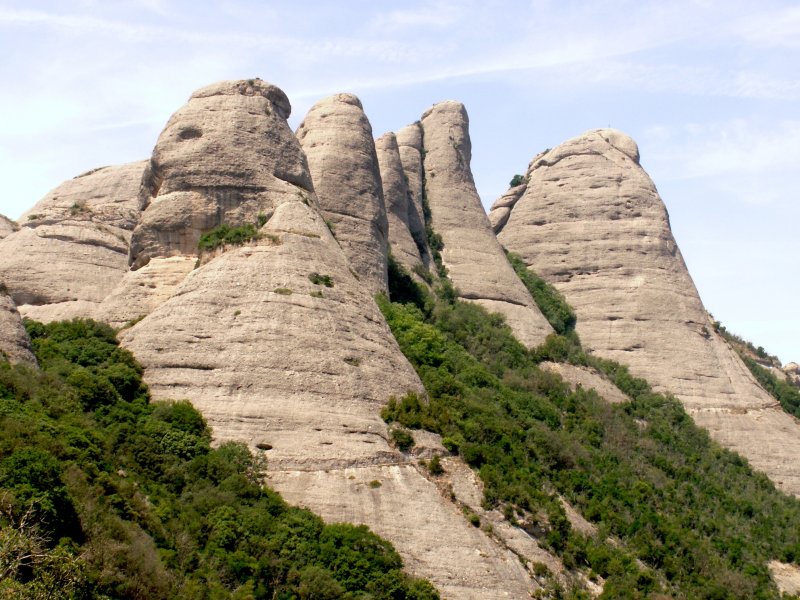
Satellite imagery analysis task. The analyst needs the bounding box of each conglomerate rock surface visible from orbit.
[0,162,145,322]
[296,94,389,295]
[419,101,553,347]
[493,128,800,496]
[129,79,313,269]
[375,132,427,278]
[115,81,541,597]
[0,289,37,366]
[394,123,436,273]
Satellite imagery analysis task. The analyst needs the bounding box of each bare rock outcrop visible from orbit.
[419,101,553,347]
[129,79,313,269]
[375,132,428,278]
[296,94,389,295]
[395,123,435,271]
[95,257,196,328]
[495,128,800,495]
[0,288,37,366]
[0,162,145,322]
[488,182,527,234]
[272,462,540,600]
[0,215,17,239]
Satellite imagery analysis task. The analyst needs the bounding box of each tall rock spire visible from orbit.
[296,94,389,295]
[420,101,553,347]
[375,132,427,278]
[493,128,800,496]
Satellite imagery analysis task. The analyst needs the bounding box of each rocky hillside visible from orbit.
[1,79,798,599]
[489,129,800,497]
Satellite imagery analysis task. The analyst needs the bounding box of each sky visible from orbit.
[0,0,797,363]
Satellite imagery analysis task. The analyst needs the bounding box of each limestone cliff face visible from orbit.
[0,289,36,366]
[0,162,145,322]
[375,132,428,279]
[493,129,800,496]
[0,215,17,239]
[296,94,389,295]
[420,101,553,347]
[129,79,313,270]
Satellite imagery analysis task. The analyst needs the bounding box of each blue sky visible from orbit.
[0,0,797,363]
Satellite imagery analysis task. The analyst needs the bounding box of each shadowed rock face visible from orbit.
[0,215,17,239]
[129,79,313,269]
[0,162,145,322]
[0,289,36,366]
[375,132,427,279]
[494,128,800,496]
[419,101,553,347]
[296,94,389,295]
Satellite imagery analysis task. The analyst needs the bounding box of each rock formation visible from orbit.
[0,215,17,239]
[129,79,312,270]
[419,101,553,347]
[0,288,37,366]
[296,94,389,295]
[113,81,541,598]
[95,257,196,328]
[395,123,435,271]
[493,128,800,496]
[0,162,145,322]
[374,132,428,279]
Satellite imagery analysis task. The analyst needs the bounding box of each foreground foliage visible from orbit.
[380,265,800,600]
[0,319,438,599]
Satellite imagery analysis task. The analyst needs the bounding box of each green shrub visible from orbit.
[197,222,260,252]
[509,174,526,187]
[309,272,334,287]
[390,428,415,452]
[427,455,444,475]
[506,250,576,334]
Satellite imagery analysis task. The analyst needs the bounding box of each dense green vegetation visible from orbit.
[506,250,576,334]
[380,263,800,599]
[0,319,438,599]
[741,356,800,418]
[198,222,261,252]
[713,320,800,418]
